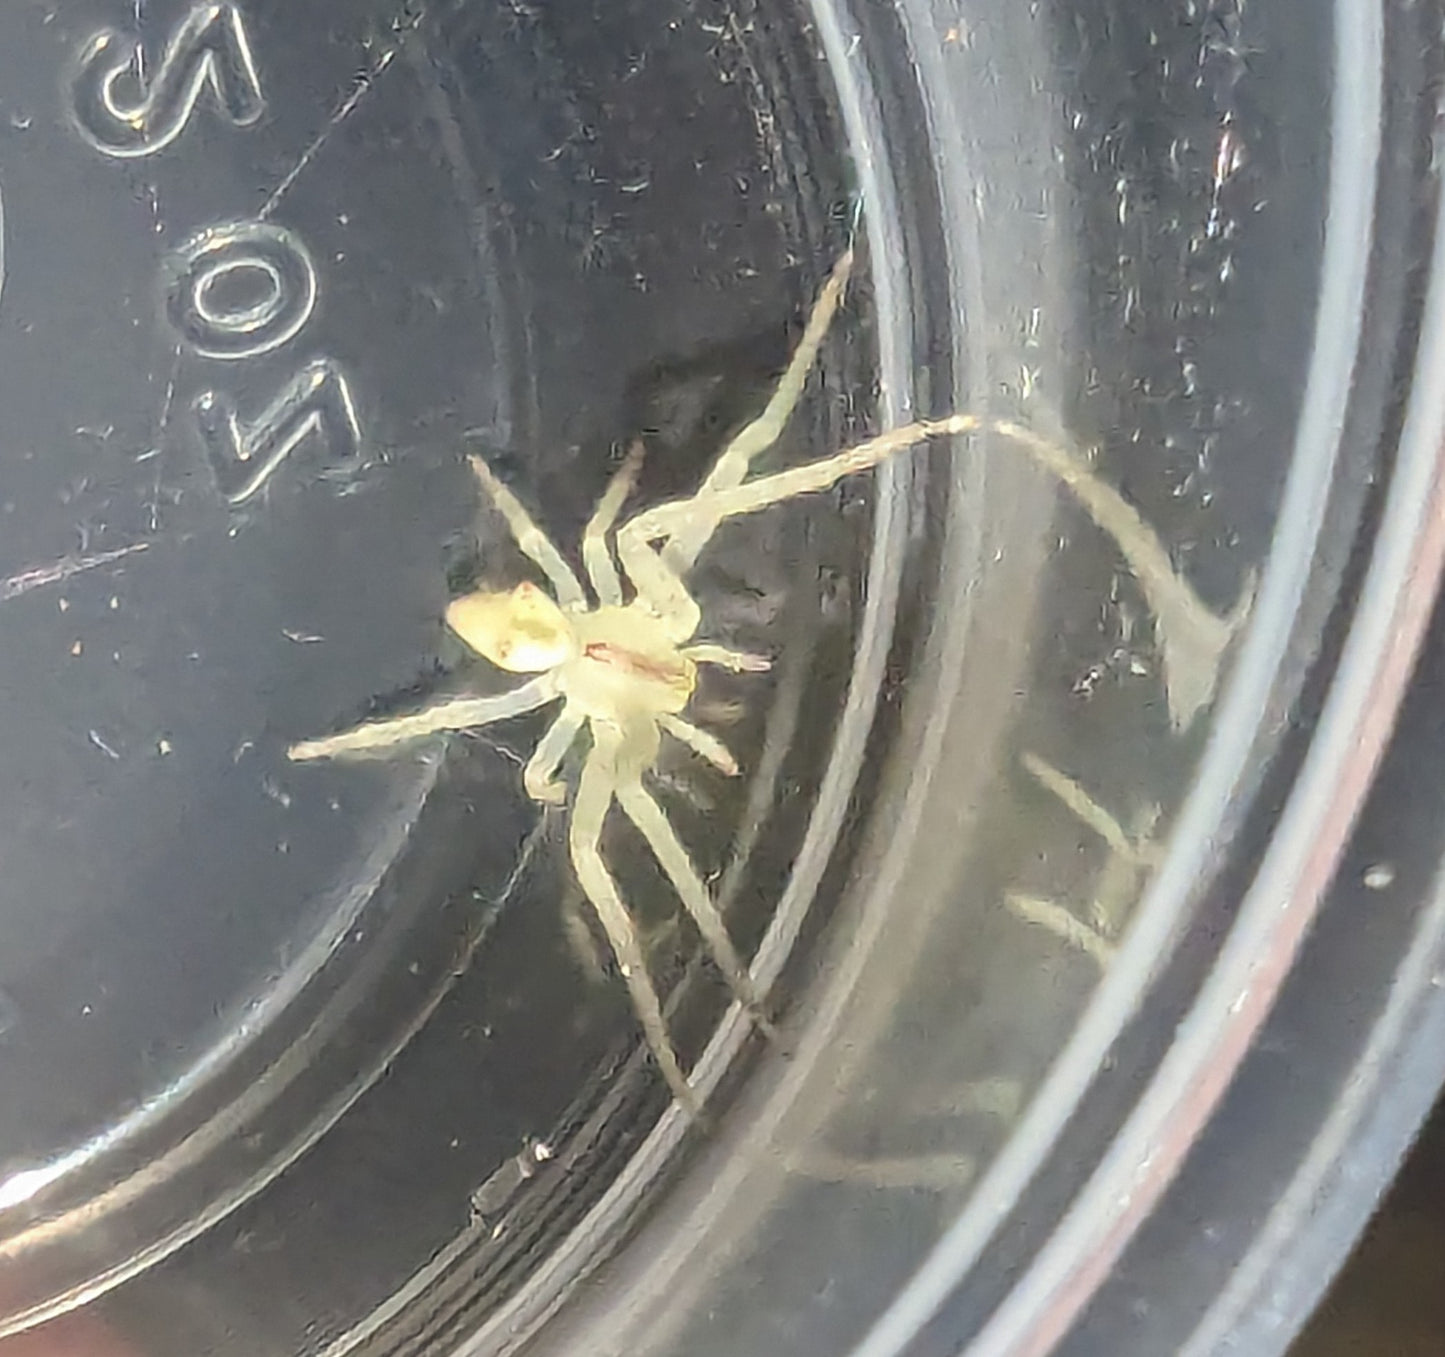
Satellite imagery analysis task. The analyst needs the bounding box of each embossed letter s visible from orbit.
[70,3,265,159]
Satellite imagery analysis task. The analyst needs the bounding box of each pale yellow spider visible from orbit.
[286,250,956,1111]
[288,248,1247,1113]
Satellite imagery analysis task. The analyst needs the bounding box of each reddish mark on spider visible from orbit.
[583,640,685,684]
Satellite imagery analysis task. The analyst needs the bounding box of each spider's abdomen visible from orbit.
[563,605,697,719]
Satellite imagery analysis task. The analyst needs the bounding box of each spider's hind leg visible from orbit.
[571,731,701,1115]
[616,778,778,1044]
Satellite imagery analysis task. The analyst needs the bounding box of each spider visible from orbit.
[287,247,1247,1113]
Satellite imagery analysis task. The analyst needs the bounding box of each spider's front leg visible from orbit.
[581,441,645,607]
[630,413,1251,729]
[666,248,856,572]
[467,455,587,612]
[613,247,858,631]
[618,415,979,583]
[614,494,704,642]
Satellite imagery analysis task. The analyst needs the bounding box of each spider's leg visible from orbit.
[1020,751,1157,866]
[623,415,978,559]
[615,415,968,646]
[614,512,703,643]
[635,415,1249,729]
[523,703,586,803]
[658,713,740,776]
[468,454,587,611]
[581,440,645,607]
[668,249,855,570]
[571,729,700,1114]
[288,676,559,761]
[989,419,1253,730]
[615,776,776,1041]
[1005,893,1117,968]
[682,643,772,673]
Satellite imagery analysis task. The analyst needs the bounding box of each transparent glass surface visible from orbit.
[0,0,1352,1353]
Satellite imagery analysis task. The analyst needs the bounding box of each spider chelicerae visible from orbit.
[288,246,1248,1113]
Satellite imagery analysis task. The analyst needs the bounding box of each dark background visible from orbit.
[1291,1090,1445,1355]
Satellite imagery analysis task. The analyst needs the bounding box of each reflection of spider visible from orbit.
[288,246,1249,1113]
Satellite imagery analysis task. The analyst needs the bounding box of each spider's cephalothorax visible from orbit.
[445,572,717,804]
[451,582,698,721]
[288,246,1250,1114]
